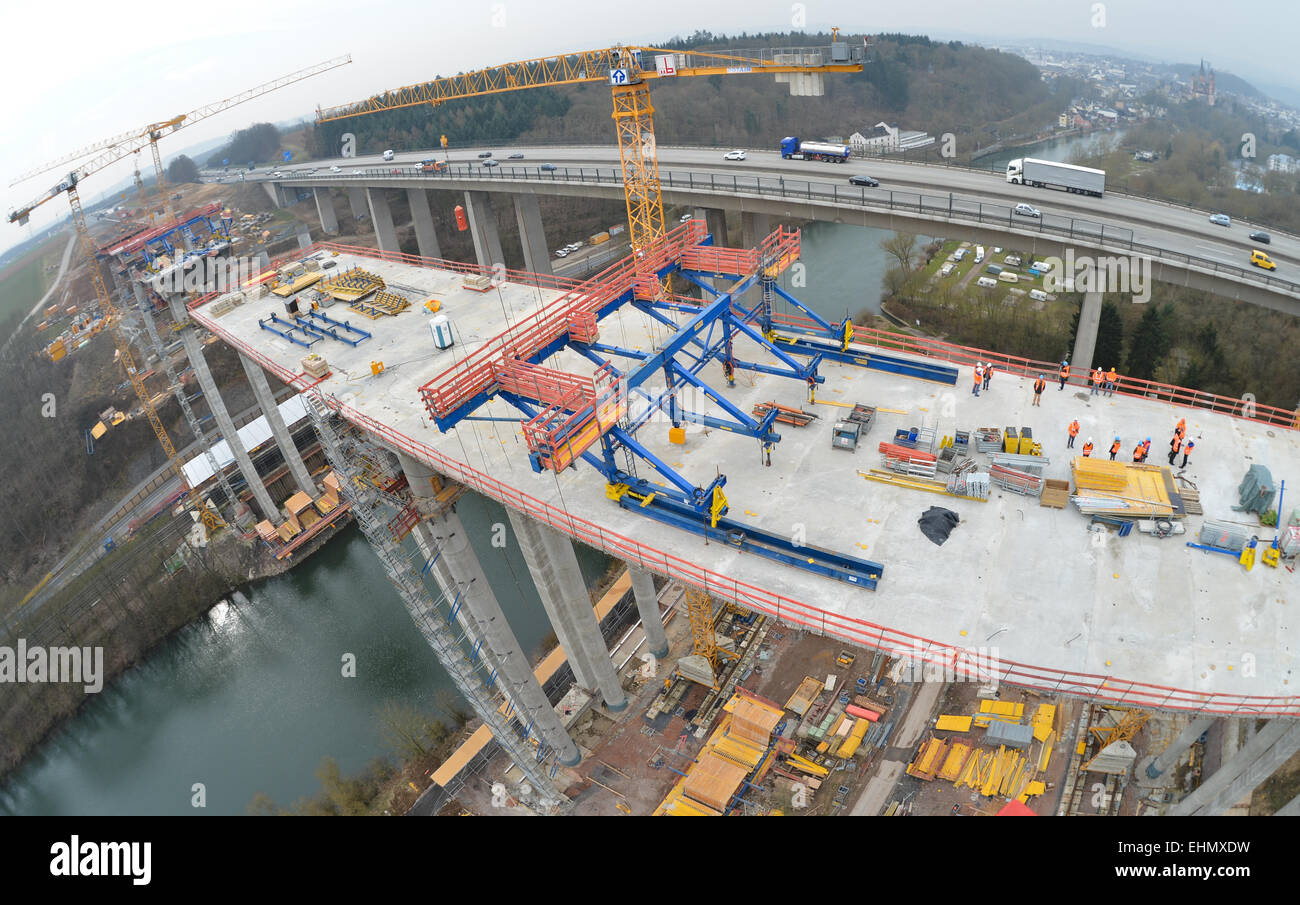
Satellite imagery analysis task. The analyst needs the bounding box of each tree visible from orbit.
[165,155,200,185]
[1125,304,1172,380]
[881,232,919,272]
[1094,301,1125,371]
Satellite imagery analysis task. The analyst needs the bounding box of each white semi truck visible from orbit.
[1006,158,1105,197]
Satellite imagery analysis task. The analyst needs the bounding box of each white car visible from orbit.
[1014,203,1041,218]
[352,169,362,175]
[723,150,746,161]
[555,249,569,258]
[382,149,395,161]
[679,213,692,222]
[272,171,283,178]
[330,165,341,173]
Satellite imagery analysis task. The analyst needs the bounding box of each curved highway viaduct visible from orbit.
[213,144,1300,372]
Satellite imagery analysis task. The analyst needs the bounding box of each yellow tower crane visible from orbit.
[8,55,353,531]
[315,38,866,259]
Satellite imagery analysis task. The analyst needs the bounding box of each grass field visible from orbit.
[0,234,68,332]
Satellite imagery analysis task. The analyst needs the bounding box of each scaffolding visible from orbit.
[304,391,566,810]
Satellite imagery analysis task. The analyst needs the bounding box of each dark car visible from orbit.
[1249,230,1271,245]
[508,153,524,159]
[539,163,558,171]
[477,151,493,158]
[848,174,879,187]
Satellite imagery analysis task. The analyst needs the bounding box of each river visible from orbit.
[0,497,609,816]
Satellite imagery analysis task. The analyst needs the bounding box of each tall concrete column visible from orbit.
[347,187,368,221]
[165,295,279,523]
[629,566,668,658]
[399,455,580,765]
[313,187,339,235]
[507,510,627,712]
[1071,290,1103,375]
[365,188,399,252]
[263,182,287,208]
[741,211,771,249]
[1278,791,1300,816]
[513,193,552,277]
[464,190,505,269]
[1168,719,1300,816]
[695,207,730,247]
[406,189,442,260]
[239,353,316,496]
[1144,715,1216,779]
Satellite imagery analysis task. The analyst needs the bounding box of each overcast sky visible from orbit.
[4,0,1295,253]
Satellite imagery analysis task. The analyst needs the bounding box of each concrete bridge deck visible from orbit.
[193,249,1300,716]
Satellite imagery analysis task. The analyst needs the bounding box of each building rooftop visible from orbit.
[192,248,1300,715]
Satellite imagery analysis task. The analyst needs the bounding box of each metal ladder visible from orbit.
[304,392,566,811]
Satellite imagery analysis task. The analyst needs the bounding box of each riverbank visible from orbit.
[0,514,351,786]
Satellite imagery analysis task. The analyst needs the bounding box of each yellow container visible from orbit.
[669,427,686,445]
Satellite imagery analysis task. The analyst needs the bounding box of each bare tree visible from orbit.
[881,233,919,272]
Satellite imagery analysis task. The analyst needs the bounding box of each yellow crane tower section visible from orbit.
[316,39,867,258]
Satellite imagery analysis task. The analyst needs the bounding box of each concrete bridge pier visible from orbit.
[239,353,317,496]
[739,211,773,308]
[164,294,279,524]
[464,191,505,270]
[1138,715,1217,783]
[513,194,552,277]
[1167,719,1300,815]
[399,454,582,765]
[506,509,627,712]
[365,188,399,253]
[263,182,289,209]
[628,565,669,658]
[347,187,368,222]
[695,207,730,247]
[313,188,339,235]
[406,189,442,260]
[1070,290,1103,374]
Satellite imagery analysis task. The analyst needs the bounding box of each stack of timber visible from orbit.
[1071,458,1180,518]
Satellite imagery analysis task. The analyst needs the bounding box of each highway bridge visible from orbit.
[207,144,1300,331]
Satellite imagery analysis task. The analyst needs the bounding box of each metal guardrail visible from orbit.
[250,163,1300,298]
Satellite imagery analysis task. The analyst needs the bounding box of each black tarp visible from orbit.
[918,506,960,545]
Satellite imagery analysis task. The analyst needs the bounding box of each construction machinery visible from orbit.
[7,57,353,531]
[316,38,866,260]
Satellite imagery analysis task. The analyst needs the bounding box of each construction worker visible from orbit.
[1133,442,1147,463]
[1067,419,1079,449]
[722,357,735,387]
[1082,437,1094,457]
[1090,367,1102,396]
[1058,360,1070,390]
[1168,432,1183,465]
[983,361,993,390]
[1141,437,1152,461]
[972,362,983,397]
[806,373,817,403]
[1032,374,1046,406]
[1109,436,1121,460]
[1174,417,1186,442]
[1106,367,1118,396]
[1181,440,1195,469]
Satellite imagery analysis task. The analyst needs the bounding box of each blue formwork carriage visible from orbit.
[296,309,372,346]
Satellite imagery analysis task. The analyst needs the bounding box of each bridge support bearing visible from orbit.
[166,293,279,524]
[464,190,506,271]
[1167,718,1300,815]
[1071,290,1103,375]
[629,565,669,659]
[398,454,582,766]
[513,193,552,277]
[365,187,400,253]
[507,509,627,712]
[313,187,339,235]
[240,353,317,496]
[407,188,442,260]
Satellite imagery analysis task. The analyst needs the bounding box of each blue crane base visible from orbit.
[615,490,882,590]
[773,333,959,385]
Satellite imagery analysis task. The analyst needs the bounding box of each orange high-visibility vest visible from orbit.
[1134,445,1145,461]
[1034,378,1046,394]
[1171,435,1183,453]
[1060,364,1070,380]
[1110,440,1121,455]
[1069,421,1079,437]
[1091,369,1102,385]
[1083,442,1093,456]
[1107,369,1117,383]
